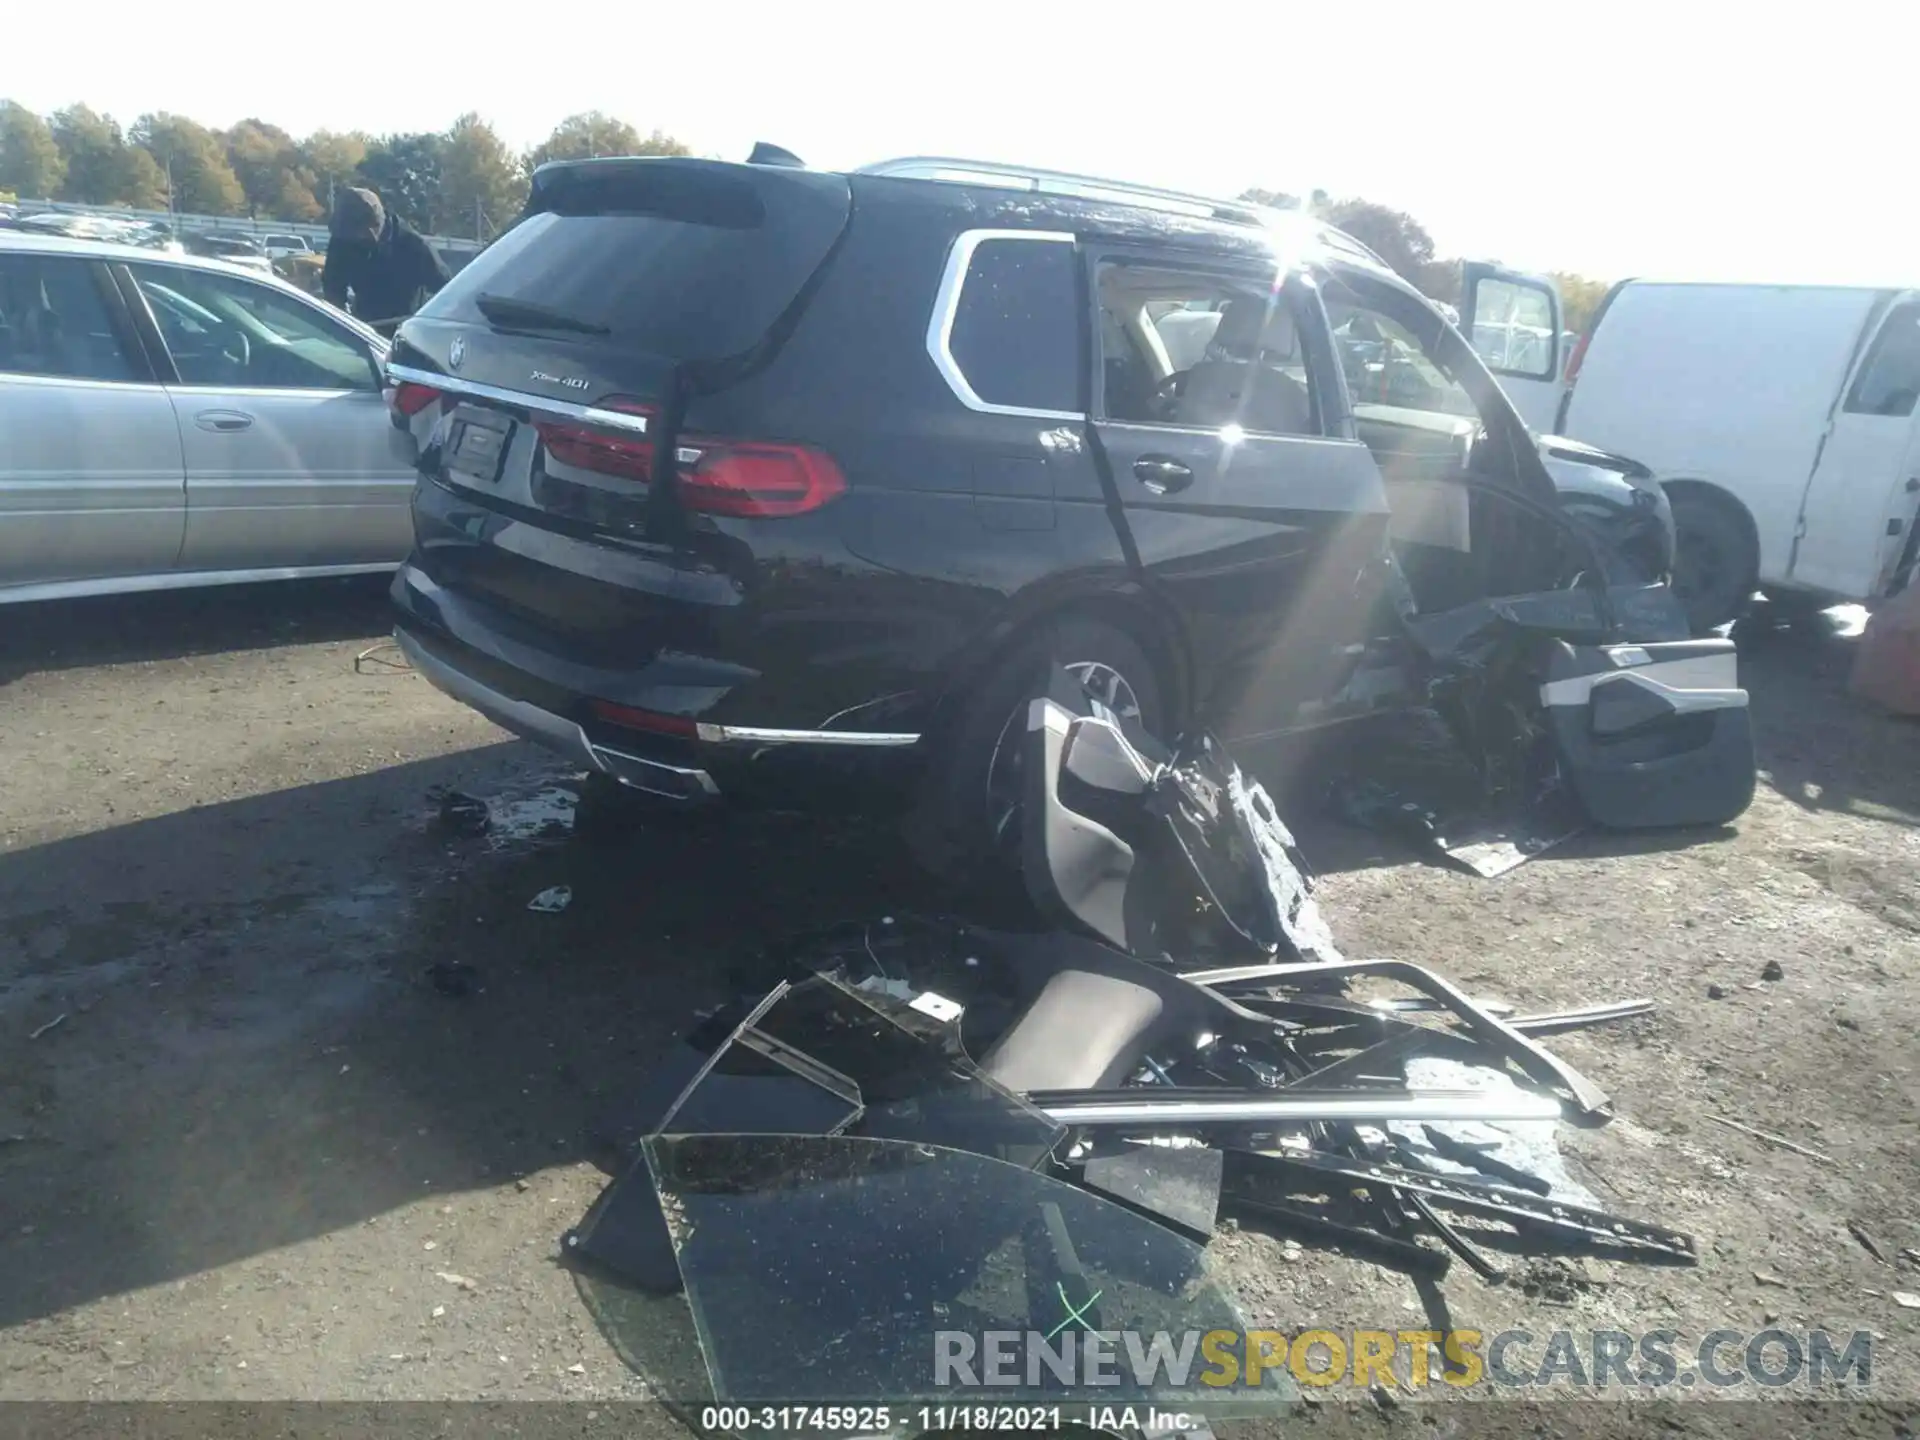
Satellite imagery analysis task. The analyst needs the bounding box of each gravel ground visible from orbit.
[0,579,1915,1432]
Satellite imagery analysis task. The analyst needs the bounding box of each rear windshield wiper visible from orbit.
[474,292,610,337]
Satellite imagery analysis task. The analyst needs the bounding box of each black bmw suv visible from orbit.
[385,153,1688,869]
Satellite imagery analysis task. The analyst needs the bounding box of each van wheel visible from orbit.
[1669,489,1758,633]
[905,618,1168,892]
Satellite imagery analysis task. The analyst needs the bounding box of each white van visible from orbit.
[1477,277,1920,631]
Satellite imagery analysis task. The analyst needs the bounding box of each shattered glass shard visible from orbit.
[626,1133,1280,1405]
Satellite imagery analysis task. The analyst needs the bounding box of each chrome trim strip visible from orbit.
[1039,1090,1562,1126]
[395,628,719,800]
[589,743,723,799]
[695,724,921,747]
[384,363,649,434]
[0,562,397,607]
[861,157,1264,224]
[926,229,1085,422]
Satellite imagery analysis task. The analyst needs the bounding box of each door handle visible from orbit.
[195,410,255,433]
[1133,455,1194,495]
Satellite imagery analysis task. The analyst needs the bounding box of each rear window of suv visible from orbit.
[945,235,1081,414]
[419,163,850,364]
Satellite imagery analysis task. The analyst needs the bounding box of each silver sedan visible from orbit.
[0,231,413,604]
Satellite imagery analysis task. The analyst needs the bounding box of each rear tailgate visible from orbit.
[386,158,850,640]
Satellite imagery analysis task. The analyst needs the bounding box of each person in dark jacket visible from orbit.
[320,187,450,334]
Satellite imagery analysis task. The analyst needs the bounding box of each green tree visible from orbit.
[0,101,65,200]
[527,112,688,170]
[1237,186,1299,210]
[438,112,526,238]
[355,132,446,233]
[49,105,165,207]
[301,129,371,216]
[1320,197,1438,290]
[133,112,245,214]
[226,119,321,221]
[1549,272,1611,334]
[118,146,169,210]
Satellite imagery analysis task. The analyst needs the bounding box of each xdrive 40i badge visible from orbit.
[531,371,590,391]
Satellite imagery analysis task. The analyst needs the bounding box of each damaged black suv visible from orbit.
[385,153,1743,872]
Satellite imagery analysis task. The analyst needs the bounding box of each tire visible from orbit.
[904,617,1169,891]
[1668,488,1759,633]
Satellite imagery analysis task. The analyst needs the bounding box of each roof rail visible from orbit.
[855,156,1274,226]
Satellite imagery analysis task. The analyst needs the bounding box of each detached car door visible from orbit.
[1083,249,1392,739]
[1790,293,1920,600]
[0,250,185,593]
[1460,261,1566,434]
[119,261,413,573]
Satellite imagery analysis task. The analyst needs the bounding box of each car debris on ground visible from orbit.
[1327,578,1755,876]
[555,669,1696,1425]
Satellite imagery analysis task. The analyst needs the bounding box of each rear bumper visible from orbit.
[392,560,927,805]
[395,625,722,802]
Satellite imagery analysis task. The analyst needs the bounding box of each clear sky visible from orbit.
[9,0,1915,285]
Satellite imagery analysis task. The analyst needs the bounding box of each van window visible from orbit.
[1845,301,1920,417]
[946,237,1080,413]
[1093,261,1316,437]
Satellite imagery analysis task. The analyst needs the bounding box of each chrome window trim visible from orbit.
[695,724,920,747]
[384,362,650,434]
[926,228,1084,422]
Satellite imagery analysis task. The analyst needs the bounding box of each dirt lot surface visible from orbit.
[2,579,1916,1432]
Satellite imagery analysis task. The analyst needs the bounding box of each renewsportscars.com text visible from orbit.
[932,1327,1873,1392]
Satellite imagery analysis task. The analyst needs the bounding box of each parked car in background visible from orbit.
[1555,281,1920,629]
[0,231,414,604]
[274,251,328,297]
[262,233,314,260]
[384,152,1731,870]
[183,232,275,274]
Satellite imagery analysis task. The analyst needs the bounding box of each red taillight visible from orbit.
[392,381,441,417]
[678,439,847,518]
[536,396,845,518]
[536,396,657,482]
[589,700,698,738]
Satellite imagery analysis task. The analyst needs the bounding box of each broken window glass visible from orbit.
[618,1133,1273,1405]
[658,976,1066,1171]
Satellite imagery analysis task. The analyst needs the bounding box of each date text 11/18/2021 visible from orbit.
[698,1406,1195,1432]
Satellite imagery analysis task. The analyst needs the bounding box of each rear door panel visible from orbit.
[1790,292,1920,599]
[1084,250,1391,739]
[0,254,184,590]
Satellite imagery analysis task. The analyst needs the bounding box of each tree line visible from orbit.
[0,101,687,239]
[1240,187,1608,332]
[0,100,1607,329]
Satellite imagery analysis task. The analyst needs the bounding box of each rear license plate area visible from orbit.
[447,408,514,486]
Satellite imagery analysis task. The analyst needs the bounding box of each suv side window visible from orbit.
[129,264,379,392]
[1845,301,1920,417]
[1327,296,1479,423]
[1094,261,1317,437]
[942,234,1080,415]
[0,255,139,382]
